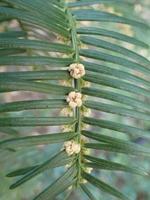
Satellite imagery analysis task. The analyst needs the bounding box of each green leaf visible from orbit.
[82,88,150,112]
[69,0,133,7]
[0,117,76,127]
[0,38,73,53]
[84,155,148,176]
[7,155,74,178]
[0,79,72,94]
[80,184,97,200]
[84,72,150,98]
[73,9,149,29]
[83,117,150,137]
[80,36,150,65]
[6,0,66,21]
[33,167,76,200]
[0,6,69,37]
[86,140,150,155]
[82,131,150,155]
[7,166,38,177]
[0,99,67,113]
[0,31,27,38]
[0,71,70,81]
[9,151,72,189]
[0,15,12,22]
[0,56,72,66]
[80,49,149,75]
[0,48,26,56]
[0,132,77,149]
[82,130,147,144]
[82,172,129,200]
[83,61,150,88]
[0,127,19,136]
[77,27,149,48]
[84,101,150,121]
[84,142,150,156]
[82,131,150,156]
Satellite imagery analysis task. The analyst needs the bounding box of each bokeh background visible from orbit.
[0,1,150,199]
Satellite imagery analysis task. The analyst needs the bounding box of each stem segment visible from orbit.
[67,9,82,186]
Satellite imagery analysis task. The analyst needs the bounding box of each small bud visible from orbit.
[83,108,92,117]
[86,167,93,174]
[81,136,89,143]
[82,80,91,88]
[68,63,85,79]
[66,91,82,108]
[64,140,81,156]
[81,123,90,130]
[61,125,74,132]
[82,179,88,184]
[60,107,73,117]
[59,79,72,87]
[81,168,93,184]
[65,163,72,169]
